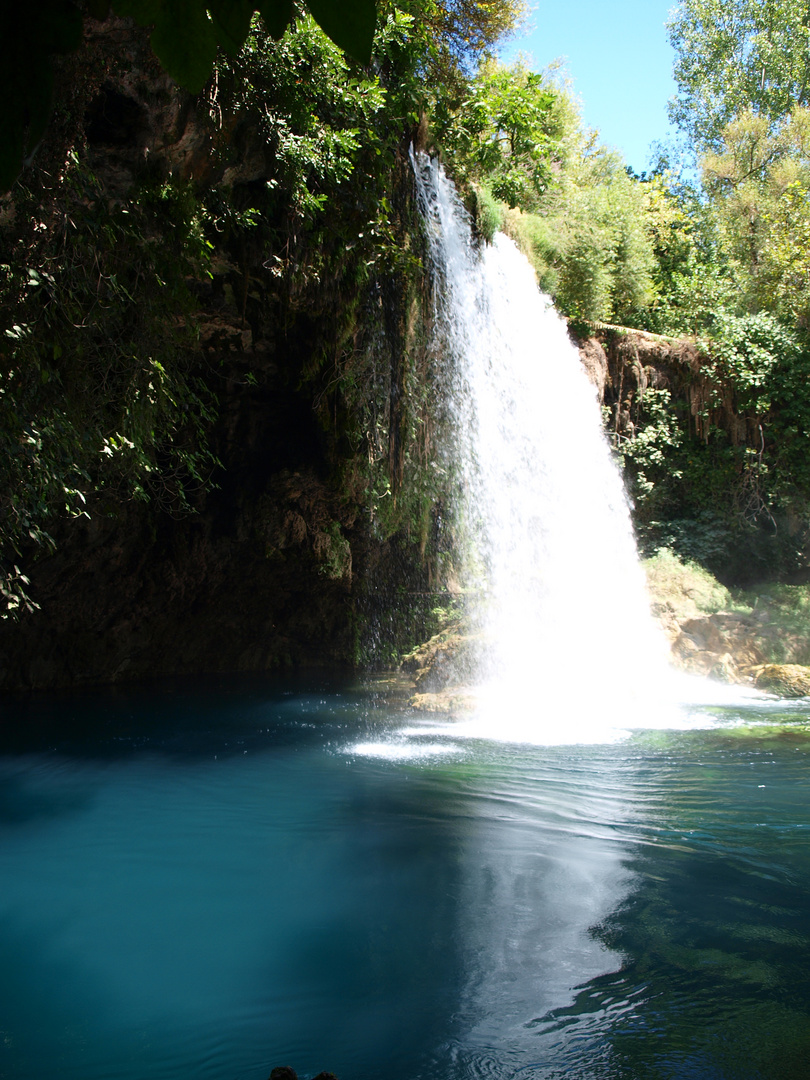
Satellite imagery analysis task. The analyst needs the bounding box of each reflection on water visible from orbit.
[0,676,809,1080]
[448,748,632,1069]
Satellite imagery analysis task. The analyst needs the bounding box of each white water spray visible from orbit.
[412,152,677,736]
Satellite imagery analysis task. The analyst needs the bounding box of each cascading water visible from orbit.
[412,151,675,737]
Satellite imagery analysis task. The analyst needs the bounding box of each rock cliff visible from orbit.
[0,19,442,690]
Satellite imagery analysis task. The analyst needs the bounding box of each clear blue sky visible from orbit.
[501,0,679,174]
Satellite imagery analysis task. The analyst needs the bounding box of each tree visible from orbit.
[668,0,810,152]
[549,148,657,324]
[1,0,531,193]
[437,58,561,209]
[701,106,810,323]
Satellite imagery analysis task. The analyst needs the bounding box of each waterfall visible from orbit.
[412,152,674,737]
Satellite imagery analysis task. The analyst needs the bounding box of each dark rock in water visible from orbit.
[268,1068,338,1080]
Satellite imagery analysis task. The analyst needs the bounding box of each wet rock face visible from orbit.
[0,464,359,691]
[670,612,766,682]
[80,19,212,191]
[401,625,480,685]
[411,636,479,692]
[0,21,441,691]
[578,337,608,401]
[410,689,479,712]
[661,592,810,688]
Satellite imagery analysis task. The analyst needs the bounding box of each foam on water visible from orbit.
[349,740,463,760]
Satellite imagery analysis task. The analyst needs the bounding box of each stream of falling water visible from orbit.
[409,152,757,744]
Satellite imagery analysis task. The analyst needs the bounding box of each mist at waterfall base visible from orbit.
[2,166,810,1080]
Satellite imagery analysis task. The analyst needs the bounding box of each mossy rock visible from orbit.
[749,664,810,698]
[410,690,478,713]
[400,622,483,692]
[400,621,466,673]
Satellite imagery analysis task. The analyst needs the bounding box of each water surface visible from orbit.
[1,676,809,1080]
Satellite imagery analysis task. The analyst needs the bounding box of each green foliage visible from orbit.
[0,0,377,193]
[0,158,218,613]
[495,206,560,295]
[0,0,529,625]
[622,422,810,586]
[693,315,810,542]
[734,583,810,661]
[440,58,560,209]
[698,107,810,324]
[404,0,526,89]
[635,1,810,584]
[221,12,388,218]
[649,248,737,337]
[602,311,810,581]
[554,163,656,323]
[613,387,684,501]
[652,11,810,335]
[642,512,735,572]
[469,183,503,242]
[643,546,732,618]
[632,171,724,336]
[317,520,352,578]
[205,4,480,597]
[655,10,810,334]
[437,63,659,325]
[705,311,799,416]
[502,150,656,324]
[754,331,810,508]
